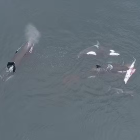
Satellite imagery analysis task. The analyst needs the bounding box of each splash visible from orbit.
[25,23,41,45]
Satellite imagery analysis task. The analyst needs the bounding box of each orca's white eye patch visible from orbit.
[9,66,14,72]
[109,52,120,56]
[109,50,120,56]
[86,51,96,55]
[110,50,115,52]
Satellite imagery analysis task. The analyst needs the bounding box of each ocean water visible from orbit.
[0,0,140,140]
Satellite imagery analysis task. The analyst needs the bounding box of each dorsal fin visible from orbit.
[94,41,99,48]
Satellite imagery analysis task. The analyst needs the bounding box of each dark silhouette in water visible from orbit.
[78,41,120,58]
[6,42,34,73]
[91,63,128,74]
[7,62,16,73]
[0,23,40,81]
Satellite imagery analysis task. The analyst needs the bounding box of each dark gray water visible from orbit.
[0,0,140,140]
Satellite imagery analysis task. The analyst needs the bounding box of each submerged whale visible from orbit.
[89,58,136,84]
[78,41,136,84]
[7,42,34,72]
[78,41,120,58]
[0,24,40,81]
[0,42,34,81]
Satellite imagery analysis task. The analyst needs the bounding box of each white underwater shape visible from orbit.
[29,46,33,53]
[88,75,96,78]
[5,75,14,81]
[86,51,96,55]
[8,66,14,73]
[107,64,113,70]
[110,50,115,52]
[109,52,120,56]
[117,71,127,73]
[109,50,120,56]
